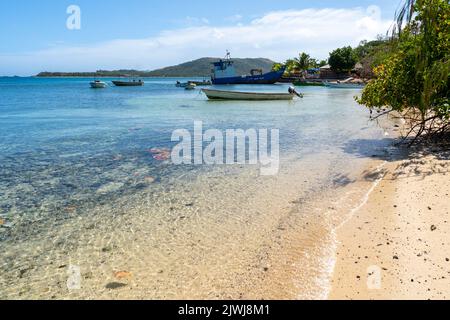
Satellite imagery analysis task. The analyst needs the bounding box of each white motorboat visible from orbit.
[324,82,365,89]
[185,83,197,90]
[90,80,107,89]
[202,87,302,101]
[324,77,365,89]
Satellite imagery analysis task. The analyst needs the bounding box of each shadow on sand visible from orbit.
[342,136,450,182]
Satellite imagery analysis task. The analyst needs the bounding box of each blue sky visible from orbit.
[0,1,401,75]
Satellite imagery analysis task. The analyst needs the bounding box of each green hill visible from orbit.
[146,57,276,77]
[36,57,276,78]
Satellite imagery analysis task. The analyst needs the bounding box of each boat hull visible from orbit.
[185,84,197,90]
[202,89,294,101]
[293,81,325,87]
[212,69,285,85]
[189,80,212,86]
[112,81,144,87]
[324,82,365,89]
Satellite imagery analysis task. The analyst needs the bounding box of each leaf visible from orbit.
[114,271,133,280]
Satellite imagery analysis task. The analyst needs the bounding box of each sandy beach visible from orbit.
[329,144,450,299]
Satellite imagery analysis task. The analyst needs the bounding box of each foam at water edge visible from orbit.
[324,161,387,299]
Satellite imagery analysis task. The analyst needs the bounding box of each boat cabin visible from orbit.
[250,69,263,76]
[212,59,237,80]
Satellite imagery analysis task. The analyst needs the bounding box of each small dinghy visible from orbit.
[176,81,188,88]
[324,78,365,89]
[177,80,212,87]
[185,83,197,90]
[202,87,302,101]
[112,80,144,87]
[324,82,365,89]
[189,80,212,86]
[90,80,107,89]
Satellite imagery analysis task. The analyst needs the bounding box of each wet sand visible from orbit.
[330,146,450,299]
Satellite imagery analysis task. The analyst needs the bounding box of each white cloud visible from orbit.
[0,6,392,76]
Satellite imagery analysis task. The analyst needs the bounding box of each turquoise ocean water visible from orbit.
[0,77,392,299]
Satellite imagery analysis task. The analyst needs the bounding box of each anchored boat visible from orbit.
[211,52,285,85]
[112,80,144,87]
[185,83,197,90]
[90,80,107,89]
[293,80,325,87]
[202,87,302,101]
[176,80,211,88]
[324,78,365,89]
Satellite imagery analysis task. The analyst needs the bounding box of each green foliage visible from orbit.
[357,0,450,142]
[284,59,299,73]
[271,63,284,72]
[353,39,393,78]
[295,52,315,71]
[318,60,328,67]
[281,52,321,74]
[328,46,357,72]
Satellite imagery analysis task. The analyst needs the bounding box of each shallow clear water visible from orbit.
[0,77,392,299]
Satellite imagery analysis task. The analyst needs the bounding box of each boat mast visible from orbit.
[225,50,231,61]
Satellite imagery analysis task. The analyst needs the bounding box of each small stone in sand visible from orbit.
[96,182,124,194]
[431,225,437,231]
[393,255,399,260]
[144,176,156,184]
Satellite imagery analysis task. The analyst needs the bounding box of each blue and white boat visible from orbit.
[211,52,285,85]
[90,80,107,89]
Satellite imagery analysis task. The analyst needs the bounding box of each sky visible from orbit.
[0,0,402,76]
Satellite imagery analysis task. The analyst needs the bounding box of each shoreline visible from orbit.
[329,144,450,299]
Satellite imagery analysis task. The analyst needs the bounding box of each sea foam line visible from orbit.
[323,160,388,299]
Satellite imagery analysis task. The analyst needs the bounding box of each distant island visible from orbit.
[36,57,276,78]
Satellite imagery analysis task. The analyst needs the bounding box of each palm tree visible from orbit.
[284,59,299,74]
[294,52,312,71]
[391,0,416,36]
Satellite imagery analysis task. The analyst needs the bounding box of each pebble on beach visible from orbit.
[144,176,156,184]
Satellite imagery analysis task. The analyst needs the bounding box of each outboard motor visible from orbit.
[289,86,303,98]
